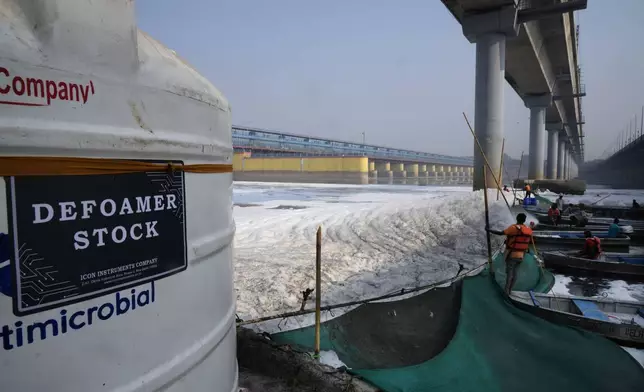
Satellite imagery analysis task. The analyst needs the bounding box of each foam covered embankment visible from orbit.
[233,185,513,320]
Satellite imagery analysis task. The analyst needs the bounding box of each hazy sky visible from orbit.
[136,1,644,160]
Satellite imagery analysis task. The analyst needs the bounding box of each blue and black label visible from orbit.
[5,166,187,316]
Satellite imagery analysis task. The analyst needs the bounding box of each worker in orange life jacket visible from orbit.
[577,230,602,260]
[548,203,561,226]
[487,213,534,295]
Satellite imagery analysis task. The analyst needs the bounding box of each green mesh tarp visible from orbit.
[272,255,644,391]
[491,251,554,293]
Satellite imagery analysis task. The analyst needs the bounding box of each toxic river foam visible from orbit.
[232,183,644,367]
[232,183,512,319]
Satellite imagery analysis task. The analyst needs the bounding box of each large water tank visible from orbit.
[0,1,237,391]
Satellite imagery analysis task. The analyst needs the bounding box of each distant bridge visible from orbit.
[232,125,473,166]
[580,132,644,189]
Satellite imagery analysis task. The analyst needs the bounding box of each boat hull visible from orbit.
[542,252,644,282]
[510,292,644,348]
[532,232,630,252]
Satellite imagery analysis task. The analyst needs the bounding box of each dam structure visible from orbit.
[232,126,475,185]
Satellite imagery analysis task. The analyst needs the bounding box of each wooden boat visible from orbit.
[541,251,644,281]
[532,223,632,233]
[532,224,644,246]
[582,205,644,221]
[526,206,644,225]
[509,290,644,348]
[531,231,630,252]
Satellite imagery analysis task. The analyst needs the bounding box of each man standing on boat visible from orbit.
[524,184,532,199]
[548,203,562,226]
[556,194,565,211]
[486,213,533,295]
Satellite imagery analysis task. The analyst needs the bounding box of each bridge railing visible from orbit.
[602,105,644,161]
[232,126,473,166]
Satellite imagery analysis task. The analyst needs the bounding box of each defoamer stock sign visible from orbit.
[6,164,187,316]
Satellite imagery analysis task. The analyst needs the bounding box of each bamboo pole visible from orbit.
[462,112,511,211]
[314,226,322,358]
[497,138,505,201]
[513,151,524,207]
[590,193,612,206]
[463,118,561,303]
[483,168,493,274]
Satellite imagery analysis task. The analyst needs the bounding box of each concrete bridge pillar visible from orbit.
[368,160,377,183]
[405,163,419,185]
[454,166,462,180]
[418,164,428,185]
[446,166,454,182]
[427,165,437,183]
[562,145,569,180]
[570,160,577,179]
[462,5,519,190]
[376,161,392,184]
[436,165,445,181]
[405,163,419,178]
[524,94,551,180]
[557,137,566,179]
[391,163,406,184]
[546,124,560,179]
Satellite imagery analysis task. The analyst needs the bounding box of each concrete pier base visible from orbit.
[377,171,393,184]
[369,170,378,184]
[513,179,587,195]
[392,171,407,185]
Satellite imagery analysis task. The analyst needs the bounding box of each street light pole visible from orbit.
[361,131,365,145]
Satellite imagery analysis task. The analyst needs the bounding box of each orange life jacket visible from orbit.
[585,237,602,258]
[525,185,531,192]
[506,224,533,252]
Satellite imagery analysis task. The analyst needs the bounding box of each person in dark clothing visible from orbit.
[548,203,562,226]
[633,200,640,209]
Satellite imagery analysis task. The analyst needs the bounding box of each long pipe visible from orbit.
[464,112,512,211]
[497,138,505,201]
[483,168,493,273]
[514,151,525,207]
[314,226,322,357]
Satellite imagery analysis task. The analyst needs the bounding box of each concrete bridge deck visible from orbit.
[442,0,586,187]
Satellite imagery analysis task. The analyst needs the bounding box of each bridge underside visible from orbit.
[442,0,586,188]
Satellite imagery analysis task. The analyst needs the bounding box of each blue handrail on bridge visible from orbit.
[232,125,473,166]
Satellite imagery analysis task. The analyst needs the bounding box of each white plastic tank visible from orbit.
[0,1,237,391]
